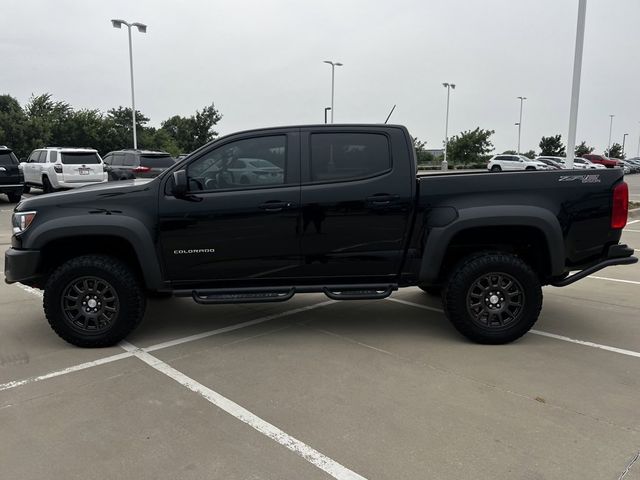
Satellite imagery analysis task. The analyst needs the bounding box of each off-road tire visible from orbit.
[442,252,542,344]
[42,176,54,194]
[44,255,146,347]
[7,191,22,203]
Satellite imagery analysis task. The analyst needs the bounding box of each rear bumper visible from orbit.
[550,244,638,287]
[0,184,24,192]
[4,248,41,285]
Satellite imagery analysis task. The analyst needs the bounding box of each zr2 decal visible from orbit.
[558,175,601,184]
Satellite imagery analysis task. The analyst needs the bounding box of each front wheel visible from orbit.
[44,255,146,347]
[490,165,501,172]
[442,252,542,344]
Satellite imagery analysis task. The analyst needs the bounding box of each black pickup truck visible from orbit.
[4,125,637,347]
[0,146,24,203]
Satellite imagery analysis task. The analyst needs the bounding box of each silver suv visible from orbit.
[22,147,107,193]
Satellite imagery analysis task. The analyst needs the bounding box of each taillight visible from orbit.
[54,164,63,174]
[611,182,628,229]
[132,166,151,173]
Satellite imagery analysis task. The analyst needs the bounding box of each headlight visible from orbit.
[12,211,37,235]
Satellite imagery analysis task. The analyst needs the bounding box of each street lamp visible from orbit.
[622,133,628,158]
[111,19,147,149]
[517,96,527,154]
[324,107,331,124]
[323,60,343,124]
[565,0,587,169]
[607,114,615,157]
[442,82,456,170]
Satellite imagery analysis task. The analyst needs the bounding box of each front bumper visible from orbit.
[550,244,637,287]
[4,248,41,284]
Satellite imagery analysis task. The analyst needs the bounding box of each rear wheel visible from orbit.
[44,255,146,347]
[42,176,54,194]
[490,165,501,172]
[7,191,22,203]
[442,252,542,344]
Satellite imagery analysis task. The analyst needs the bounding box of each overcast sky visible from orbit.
[2,0,639,155]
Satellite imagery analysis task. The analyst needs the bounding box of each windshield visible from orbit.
[61,152,101,164]
[0,151,18,166]
[141,155,174,168]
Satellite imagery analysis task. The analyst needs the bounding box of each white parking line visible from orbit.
[121,341,367,480]
[0,351,133,392]
[387,297,640,360]
[587,276,640,286]
[0,296,334,392]
[627,219,640,225]
[624,229,640,233]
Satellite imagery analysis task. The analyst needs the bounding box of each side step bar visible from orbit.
[177,284,398,305]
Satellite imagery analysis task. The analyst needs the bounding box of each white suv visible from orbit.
[536,156,606,170]
[21,147,107,193]
[487,154,551,172]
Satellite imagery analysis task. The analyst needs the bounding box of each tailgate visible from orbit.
[0,152,22,185]
[61,152,104,183]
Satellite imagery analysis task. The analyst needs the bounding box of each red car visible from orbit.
[582,154,622,168]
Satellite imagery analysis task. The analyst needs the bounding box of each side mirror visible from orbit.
[172,170,188,196]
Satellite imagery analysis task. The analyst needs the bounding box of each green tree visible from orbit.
[412,136,435,165]
[605,143,625,159]
[447,128,495,164]
[539,135,565,156]
[161,102,222,153]
[0,95,29,158]
[522,150,536,159]
[502,150,517,154]
[574,141,594,157]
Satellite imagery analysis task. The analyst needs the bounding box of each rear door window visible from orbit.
[50,151,58,163]
[0,152,19,165]
[140,155,174,168]
[60,152,101,164]
[112,153,124,166]
[309,133,391,182]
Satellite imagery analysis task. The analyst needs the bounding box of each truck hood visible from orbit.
[15,179,156,212]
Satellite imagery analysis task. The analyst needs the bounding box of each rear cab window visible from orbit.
[61,152,101,164]
[309,132,391,182]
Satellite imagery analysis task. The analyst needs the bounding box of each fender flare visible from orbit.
[418,205,564,283]
[26,215,163,290]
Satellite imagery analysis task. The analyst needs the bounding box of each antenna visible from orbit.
[384,105,396,124]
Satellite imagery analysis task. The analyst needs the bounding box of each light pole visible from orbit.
[637,122,640,158]
[442,82,456,170]
[607,114,615,156]
[517,96,527,154]
[324,107,331,124]
[565,0,587,169]
[111,19,147,149]
[622,133,628,158]
[323,60,342,124]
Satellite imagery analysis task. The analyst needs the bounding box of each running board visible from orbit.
[176,284,398,305]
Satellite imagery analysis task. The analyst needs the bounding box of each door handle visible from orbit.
[366,194,399,205]
[259,201,294,212]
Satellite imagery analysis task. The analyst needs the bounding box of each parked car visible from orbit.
[537,156,605,170]
[5,124,637,347]
[620,159,640,174]
[487,154,551,171]
[534,157,564,170]
[102,149,175,180]
[0,146,24,202]
[582,154,622,168]
[21,147,107,194]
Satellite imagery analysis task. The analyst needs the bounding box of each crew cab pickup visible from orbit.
[4,125,637,347]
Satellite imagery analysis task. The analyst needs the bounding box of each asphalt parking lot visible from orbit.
[1,179,639,480]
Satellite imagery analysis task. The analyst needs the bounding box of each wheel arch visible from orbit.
[419,206,564,284]
[28,216,163,290]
